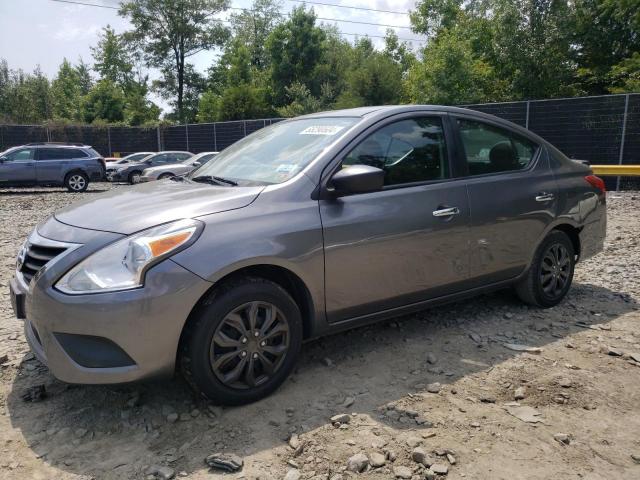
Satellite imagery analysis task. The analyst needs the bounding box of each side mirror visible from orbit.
[329,164,384,196]
[192,161,201,167]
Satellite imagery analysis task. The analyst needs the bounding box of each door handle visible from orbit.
[535,193,555,202]
[433,206,460,217]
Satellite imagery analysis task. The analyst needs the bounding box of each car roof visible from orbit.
[25,142,91,148]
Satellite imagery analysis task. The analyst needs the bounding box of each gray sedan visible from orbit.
[10,105,606,406]
[139,151,218,182]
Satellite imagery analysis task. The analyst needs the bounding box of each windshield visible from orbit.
[124,153,151,162]
[189,117,359,185]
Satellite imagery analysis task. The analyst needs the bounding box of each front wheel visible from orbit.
[180,277,302,405]
[64,172,89,192]
[128,171,142,184]
[515,230,575,308]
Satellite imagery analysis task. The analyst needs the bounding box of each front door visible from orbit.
[320,115,470,323]
[0,147,36,184]
[453,116,558,285]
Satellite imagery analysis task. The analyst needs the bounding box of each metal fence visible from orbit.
[1,93,638,189]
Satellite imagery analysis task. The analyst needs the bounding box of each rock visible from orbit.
[393,466,413,479]
[205,453,244,472]
[503,343,542,354]
[21,384,46,402]
[342,396,355,408]
[190,409,200,418]
[288,434,300,450]
[469,333,482,343]
[330,413,351,424]
[470,421,480,428]
[145,465,175,480]
[284,469,301,480]
[504,405,544,423]
[166,413,179,423]
[406,436,422,448]
[553,433,571,445]
[411,447,433,467]
[606,346,624,357]
[631,453,640,464]
[446,453,456,465]
[558,378,572,388]
[514,386,526,400]
[369,452,386,468]
[426,353,438,364]
[480,395,496,403]
[0,353,8,364]
[346,453,368,473]
[431,463,449,475]
[426,383,441,394]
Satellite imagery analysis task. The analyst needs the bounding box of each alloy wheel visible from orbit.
[540,243,571,297]
[68,174,86,191]
[210,301,290,390]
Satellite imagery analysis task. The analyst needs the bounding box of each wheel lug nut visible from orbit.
[254,331,260,337]
[241,337,247,344]
[252,353,258,359]
[260,341,266,347]
[241,351,247,357]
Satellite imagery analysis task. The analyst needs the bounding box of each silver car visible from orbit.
[139,151,219,182]
[9,106,606,405]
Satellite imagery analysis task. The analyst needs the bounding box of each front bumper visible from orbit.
[11,221,212,384]
[106,170,125,182]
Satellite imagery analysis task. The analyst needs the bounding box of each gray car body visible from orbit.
[107,151,192,182]
[0,144,104,187]
[10,105,606,385]
[139,151,219,182]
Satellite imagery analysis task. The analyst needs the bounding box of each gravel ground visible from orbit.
[1,184,639,480]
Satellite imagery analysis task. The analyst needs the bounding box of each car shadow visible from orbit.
[6,282,638,478]
[0,189,109,195]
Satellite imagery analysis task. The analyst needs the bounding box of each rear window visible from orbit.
[38,148,88,160]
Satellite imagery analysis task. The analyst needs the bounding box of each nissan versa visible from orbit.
[9,106,606,405]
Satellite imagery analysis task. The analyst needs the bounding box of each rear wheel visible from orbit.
[180,277,302,405]
[128,171,142,184]
[515,230,575,308]
[158,173,174,180]
[64,171,89,192]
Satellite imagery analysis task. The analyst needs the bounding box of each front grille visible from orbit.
[20,243,67,284]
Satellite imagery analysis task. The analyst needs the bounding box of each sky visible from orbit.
[0,0,422,112]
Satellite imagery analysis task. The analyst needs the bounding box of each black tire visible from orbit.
[158,172,174,180]
[180,277,303,405]
[515,230,575,308]
[128,170,142,184]
[64,171,89,192]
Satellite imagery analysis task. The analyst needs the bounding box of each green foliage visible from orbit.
[119,0,230,121]
[51,58,83,121]
[82,79,126,124]
[92,25,135,89]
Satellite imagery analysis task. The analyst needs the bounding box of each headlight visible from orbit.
[56,219,203,294]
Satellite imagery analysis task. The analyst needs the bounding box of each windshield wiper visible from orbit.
[191,175,238,186]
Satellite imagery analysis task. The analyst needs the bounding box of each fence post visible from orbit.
[616,94,630,192]
[185,123,190,152]
[46,125,51,142]
[156,126,161,151]
[213,123,217,151]
[107,126,112,156]
[243,120,247,137]
[525,101,530,129]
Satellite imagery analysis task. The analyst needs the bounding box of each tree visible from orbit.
[51,58,83,121]
[154,62,206,123]
[75,58,93,96]
[119,0,230,121]
[82,79,126,123]
[230,0,282,69]
[266,6,326,106]
[92,25,135,89]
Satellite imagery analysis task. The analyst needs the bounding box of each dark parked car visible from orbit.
[0,142,105,192]
[106,151,192,184]
[10,106,606,405]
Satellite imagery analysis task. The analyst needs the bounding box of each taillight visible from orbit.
[585,175,606,194]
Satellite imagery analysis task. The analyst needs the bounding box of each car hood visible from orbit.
[144,163,187,173]
[54,180,264,234]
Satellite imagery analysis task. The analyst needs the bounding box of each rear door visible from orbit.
[320,113,471,323]
[36,147,71,183]
[452,116,557,285]
[0,147,36,184]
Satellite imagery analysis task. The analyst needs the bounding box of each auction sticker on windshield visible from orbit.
[299,125,345,135]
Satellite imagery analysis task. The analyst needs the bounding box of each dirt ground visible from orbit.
[1,184,639,480]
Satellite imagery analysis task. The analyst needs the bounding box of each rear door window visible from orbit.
[38,148,68,160]
[457,119,537,176]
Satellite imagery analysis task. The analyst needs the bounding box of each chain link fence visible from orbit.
[1,94,638,189]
